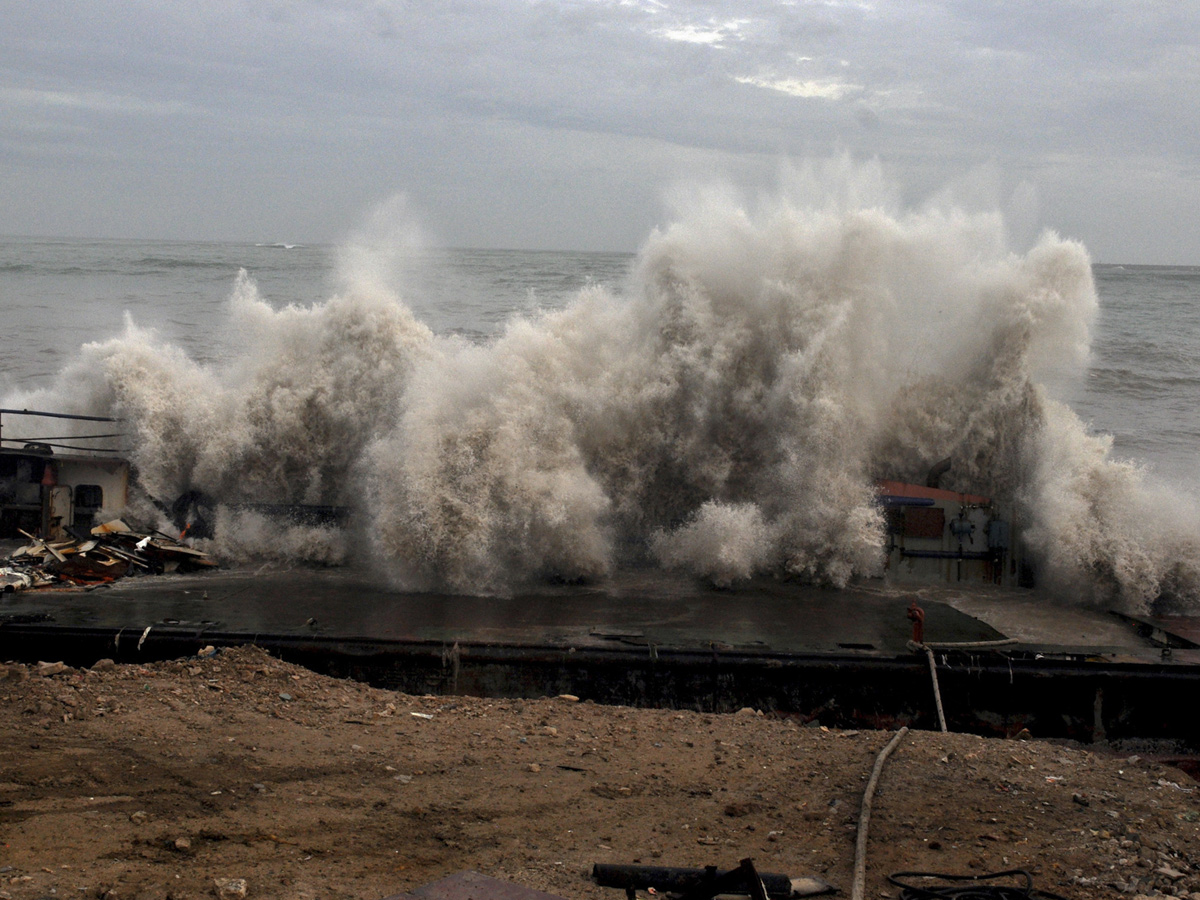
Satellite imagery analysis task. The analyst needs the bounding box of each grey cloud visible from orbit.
[1,0,1198,259]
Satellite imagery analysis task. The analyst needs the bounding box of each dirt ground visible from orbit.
[2,646,1199,900]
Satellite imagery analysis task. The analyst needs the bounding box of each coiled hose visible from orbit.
[852,727,1066,900]
[886,868,1068,899]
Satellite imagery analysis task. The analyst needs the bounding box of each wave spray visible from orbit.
[7,168,1198,611]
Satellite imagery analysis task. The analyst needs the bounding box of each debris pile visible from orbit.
[1,520,216,591]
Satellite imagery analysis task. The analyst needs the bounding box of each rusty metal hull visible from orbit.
[3,616,1199,751]
[2,567,1199,749]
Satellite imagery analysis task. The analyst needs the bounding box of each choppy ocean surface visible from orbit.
[1,193,1199,611]
[3,239,1196,483]
[1079,264,1200,485]
[0,238,633,386]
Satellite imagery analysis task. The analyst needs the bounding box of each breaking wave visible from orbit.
[6,167,1200,611]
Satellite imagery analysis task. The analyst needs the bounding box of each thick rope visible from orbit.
[906,638,1018,732]
[923,646,948,733]
[918,638,1019,650]
[852,726,910,900]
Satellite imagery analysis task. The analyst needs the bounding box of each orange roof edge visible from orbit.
[876,479,992,505]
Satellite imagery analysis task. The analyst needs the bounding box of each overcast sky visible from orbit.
[2,1,1199,263]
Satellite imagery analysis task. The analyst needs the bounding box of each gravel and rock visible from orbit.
[2,646,1199,899]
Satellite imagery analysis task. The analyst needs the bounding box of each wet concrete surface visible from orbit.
[7,565,1200,747]
[0,563,1168,657]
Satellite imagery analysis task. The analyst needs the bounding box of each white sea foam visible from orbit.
[5,173,1198,610]
[652,501,772,588]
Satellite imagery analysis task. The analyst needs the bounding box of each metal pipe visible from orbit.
[0,409,124,455]
[0,408,122,422]
[1,440,125,453]
[899,549,992,561]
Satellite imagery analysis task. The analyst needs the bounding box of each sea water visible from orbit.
[0,239,631,384]
[1079,264,1200,486]
[1,187,1198,610]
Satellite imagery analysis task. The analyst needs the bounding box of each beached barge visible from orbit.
[2,414,1197,752]
[3,565,1199,754]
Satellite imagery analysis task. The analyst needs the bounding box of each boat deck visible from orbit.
[2,565,1198,749]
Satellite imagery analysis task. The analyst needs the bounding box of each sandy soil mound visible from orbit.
[2,646,1198,899]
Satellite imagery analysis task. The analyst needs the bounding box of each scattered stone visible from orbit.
[2,642,1197,900]
[278,693,292,702]
[556,694,580,702]
[214,877,248,898]
[35,661,67,677]
[91,658,116,672]
[724,801,760,817]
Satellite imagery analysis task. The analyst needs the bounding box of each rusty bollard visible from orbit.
[906,599,925,645]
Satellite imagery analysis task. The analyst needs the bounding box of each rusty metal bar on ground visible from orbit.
[593,860,806,899]
[678,859,770,900]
